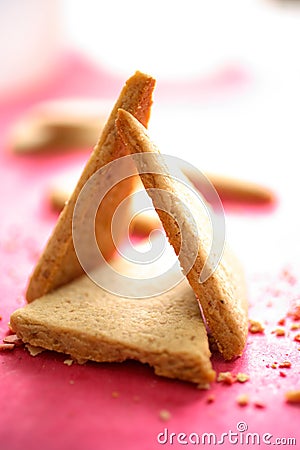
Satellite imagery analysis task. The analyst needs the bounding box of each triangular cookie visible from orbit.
[26,72,155,302]
[116,109,248,360]
[11,268,216,387]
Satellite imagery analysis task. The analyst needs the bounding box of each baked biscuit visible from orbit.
[116,109,248,360]
[11,271,216,387]
[26,72,155,302]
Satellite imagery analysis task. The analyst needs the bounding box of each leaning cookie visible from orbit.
[116,109,248,360]
[26,72,155,302]
[10,271,216,387]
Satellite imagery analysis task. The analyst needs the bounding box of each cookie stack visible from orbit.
[10,72,248,388]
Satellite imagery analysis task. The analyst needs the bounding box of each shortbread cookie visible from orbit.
[116,109,248,360]
[9,99,108,154]
[26,72,155,302]
[11,273,216,387]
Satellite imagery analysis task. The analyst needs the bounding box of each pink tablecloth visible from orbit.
[0,54,299,450]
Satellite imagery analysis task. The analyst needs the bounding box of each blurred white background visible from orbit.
[61,0,300,81]
[1,0,300,93]
[1,0,300,274]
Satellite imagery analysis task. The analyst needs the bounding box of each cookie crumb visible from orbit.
[159,409,171,421]
[271,328,285,337]
[3,334,23,346]
[294,334,300,343]
[206,394,215,404]
[112,391,119,398]
[217,371,235,385]
[287,303,300,321]
[290,323,300,331]
[278,361,291,369]
[69,380,75,385]
[253,399,266,409]
[249,320,264,334]
[0,343,15,351]
[25,344,44,356]
[236,394,249,406]
[277,318,285,326]
[285,390,300,404]
[63,359,73,366]
[197,383,210,390]
[236,373,250,383]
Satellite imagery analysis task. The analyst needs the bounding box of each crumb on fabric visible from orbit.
[206,394,215,404]
[278,361,292,369]
[249,320,264,334]
[236,373,250,383]
[278,361,291,369]
[217,372,236,385]
[277,318,285,326]
[271,328,285,337]
[285,390,300,404]
[291,323,300,330]
[63,359,73,366]
[0,343,15,351]
[3,334,23,346]
[236,394,249,406]
[159,409,171,421]
[197,383,210,390]
[25,344,44,356]
[69,380,75,385]
[253,399,266,409]
[279,371,287,378]
[217,372,250,385]
[287,303,300,321]
[112,391,119,398]
[294,334,300,343]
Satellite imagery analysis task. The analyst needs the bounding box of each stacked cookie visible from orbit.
[10,72,248,387]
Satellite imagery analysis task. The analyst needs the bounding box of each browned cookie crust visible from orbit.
[26,72,155,302]
[12,274,215,387]
[116,109,248,360]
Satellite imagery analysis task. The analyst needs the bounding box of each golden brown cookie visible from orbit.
[26,72,155,302]
[9,99,108,154]
[11,271,215,387]
[116,109,248,360]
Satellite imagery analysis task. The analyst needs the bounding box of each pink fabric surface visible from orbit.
[0,54,299,450]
